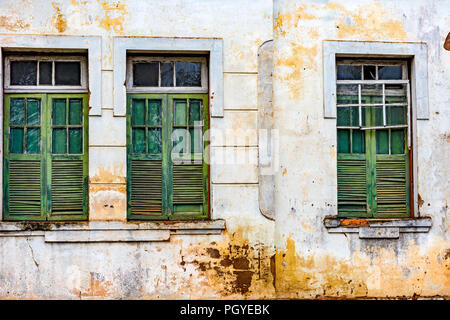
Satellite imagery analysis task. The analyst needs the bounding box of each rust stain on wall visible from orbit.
[51,2,67,33]
[81,272,112,297]
[97,0,128,33]
[90,164,126,184]
[180,229,275,298]
[327,1,407,40]
[274,234,450,298]
[0,16,30,31]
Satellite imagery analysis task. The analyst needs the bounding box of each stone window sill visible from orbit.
[323,216,431,239]
[0,220,226,242]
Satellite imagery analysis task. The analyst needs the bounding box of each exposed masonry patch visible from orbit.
[0,220,226,242]
[323,217,432,239]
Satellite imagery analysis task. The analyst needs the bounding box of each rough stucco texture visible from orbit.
[0,0,448,299]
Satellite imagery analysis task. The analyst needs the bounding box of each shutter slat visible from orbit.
[337,159,367,214]
[173,164,203,204]
[131,160,162,215]
[9,160,41,215]
[376,157,408,215]
[51,159,84,215]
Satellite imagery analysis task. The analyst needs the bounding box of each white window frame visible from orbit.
[4,55,88,93]
[336,59,411,149]
[126,56,208,94]
[113,37,223,117]
[323,41,429,218]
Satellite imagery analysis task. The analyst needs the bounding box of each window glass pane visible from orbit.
[352,130,365,154]
[160,62,174,87]
[337,129,350,153]
[378,65,402,80]
[133,62,158,87]
[132,128,146,153]
[336,65,361,80]
[363,65,376,80]
[148,128,161,154]
[189,100,201,125]
[26,128,40,154]
[27,99,40,125]
[385,83,407,104]
[148,100,161,126]
[53,99,67,125]
[336,84,358,105]
[172,128,188,154]
[10,128,24,153]
[39,61,52,85]
[176,62,201,86]
[52,128,67,154]
[361,84,382,104]
[387,105,406,126]
[132,99,145,126]
[10,99,25,125]
[174,100,187,126]
[69,99,83,125]
[69,128,83,154]
[350,106,362,126]
[190,128,202,153]
[55,62,81,85]
[391,129,405,154]
[374,106,384,126]
[337,107,350,126]
[10,61,37,85]
[376,130,389,154]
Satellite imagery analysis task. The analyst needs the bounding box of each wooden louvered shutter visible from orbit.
[4,95,45,220]
[337,156,368,217]
[127,96,166,219]
[47,95,88,220]
[170,95,208,219]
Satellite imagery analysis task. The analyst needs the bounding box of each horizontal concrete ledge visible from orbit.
[45,230,170,242]
[0,220,226,242]
[324,217,431,239]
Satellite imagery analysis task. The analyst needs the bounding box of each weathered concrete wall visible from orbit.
[0,0,276,299]
[272,0,449,298]
[0,0,448,299]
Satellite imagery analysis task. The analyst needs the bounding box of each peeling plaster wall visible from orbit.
[272,0,449,298]
[0,0,448,299]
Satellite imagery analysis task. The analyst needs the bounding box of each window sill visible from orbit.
[323,216,431,239]
[0,220,226,242]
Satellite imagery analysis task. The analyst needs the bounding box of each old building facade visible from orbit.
[0,0,448,299]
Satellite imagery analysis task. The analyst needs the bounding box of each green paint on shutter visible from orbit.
[8,160,42,216]
[127,94,209,220]
[50,160,84,215]
[337,157,368,216]
[130,160,163,216]
[375,156,409,217]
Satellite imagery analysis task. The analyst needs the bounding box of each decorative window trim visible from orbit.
[4,55,88,93]
[0,35,101,223]
[126,56,208,93]
[114,37,223,117]
[323,216,432,239]
[323,40,429,120]
[0,220,226,242]
[0,35,102,115]
[323,42,430,230]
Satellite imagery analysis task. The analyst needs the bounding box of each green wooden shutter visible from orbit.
[375,155,409,216]
[127,96,167,220]
[4,95,45,220]
[169,95,209,219]
[337,156,368,217]
[127,94,209,220]
[47,95,88,220]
